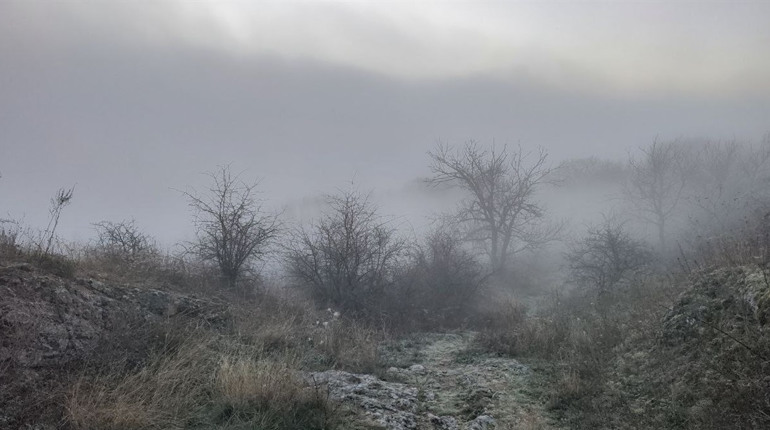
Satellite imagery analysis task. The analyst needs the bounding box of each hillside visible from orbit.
[0,257,555,429]
[2,249,769,429]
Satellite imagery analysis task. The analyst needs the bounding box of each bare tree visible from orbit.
[624,139,688,251]
[39,186,75,256]
[566,216,653,295]
[686,140,742,229]
[183,166,280,290]
[286,189,406,315]
[428,141,558,274]
[740,134,770,203]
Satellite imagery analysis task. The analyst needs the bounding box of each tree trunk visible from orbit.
[657,217,666,253]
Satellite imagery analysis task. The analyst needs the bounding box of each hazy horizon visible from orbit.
[2,1,768,245]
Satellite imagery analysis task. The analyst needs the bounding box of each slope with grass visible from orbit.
[1,255,560,430]
[473,265,770,429]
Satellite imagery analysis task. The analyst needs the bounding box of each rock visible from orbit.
[0,263,230,426]
[466,415,495,430]
[408,364,426,374]
[428,413,459,430]
[309,370,419,430]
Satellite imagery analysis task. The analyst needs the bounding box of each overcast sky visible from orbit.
[1,1,769,245]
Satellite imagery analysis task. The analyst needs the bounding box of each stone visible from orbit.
[466,414,495,430]
[308,370,419,430]
[408,364,426,374]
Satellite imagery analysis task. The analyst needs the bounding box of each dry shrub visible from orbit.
[77,247,223,297]
[0,221,22,260]
[475,297,569,358]
[474,284,669,427]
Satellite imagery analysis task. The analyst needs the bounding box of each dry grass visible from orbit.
[66,328,336,430]
[63,286,383,430]
[66,333,216,429]
[315,318,380,374]
[475,297,570,359]
[473,283,672,428]
[213,354,332,428]
[6,238,384,429]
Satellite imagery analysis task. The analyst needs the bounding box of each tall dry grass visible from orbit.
[66,327,337,430]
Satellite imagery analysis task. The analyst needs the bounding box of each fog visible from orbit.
[1,1,769,248]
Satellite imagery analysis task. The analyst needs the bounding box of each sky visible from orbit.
[1,0,769,245]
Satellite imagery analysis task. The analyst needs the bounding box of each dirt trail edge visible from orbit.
[309,332,556,430]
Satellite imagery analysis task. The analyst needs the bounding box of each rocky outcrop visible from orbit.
[0,263,228,369]
[0,262,229,426]
[597,266,770,429]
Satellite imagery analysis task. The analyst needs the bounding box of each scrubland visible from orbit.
[3,138,770,429]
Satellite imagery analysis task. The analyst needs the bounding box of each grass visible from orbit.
[63,313,352,430]
[63,304,383,430]
[66,332,337,430]
[11,211,770,429]
[471,281,674,428]
[471,225,770,429]
[1,244,384,429]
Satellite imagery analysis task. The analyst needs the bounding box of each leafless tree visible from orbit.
[286,189,406,315]
[182,166,280,290]
[566,216,653,294]
[93,218,156,263]
[428,141,558,274]
[625,139,688,251]
[687,140,741,227]
[740,134,770,202]
[39,186,75,256]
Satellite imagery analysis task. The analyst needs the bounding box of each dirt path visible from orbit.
[377,332,556,429]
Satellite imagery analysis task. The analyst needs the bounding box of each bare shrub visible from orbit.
[286,189,406,317]
[566,216,653,296]
[182,166,280,291]
[92,218,157,265]
[0,218,23,259]
[392,226,488,330]
[475,297,569,358]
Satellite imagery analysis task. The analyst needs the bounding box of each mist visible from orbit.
[4,2,770,428]
[2,1,769,247]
